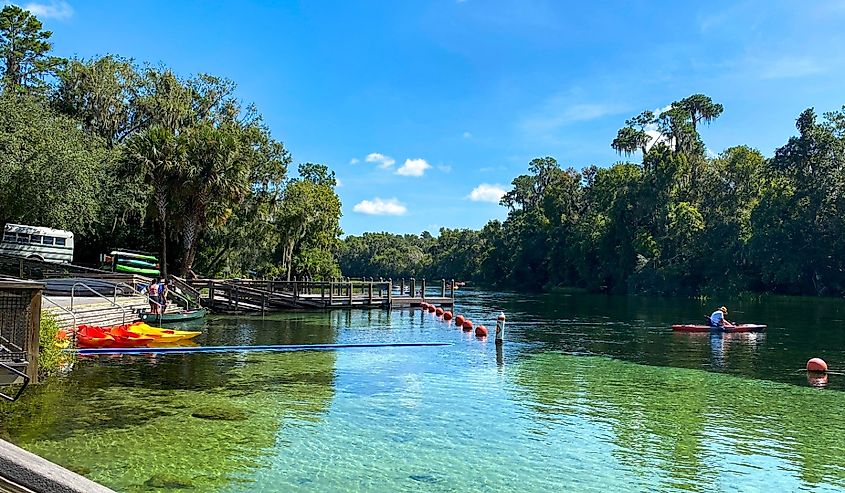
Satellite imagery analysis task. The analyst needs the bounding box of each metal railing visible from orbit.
[0,362,29,401]
[70,282,128,326]
[170,276,201,305]
[41,296,78,334]
[112,281,143,301]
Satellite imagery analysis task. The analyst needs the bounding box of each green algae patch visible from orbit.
[3,350,337,493]
[191,404,248,421]
[144,473,194,489]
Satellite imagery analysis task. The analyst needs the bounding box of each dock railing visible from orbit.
[70,282,128,325]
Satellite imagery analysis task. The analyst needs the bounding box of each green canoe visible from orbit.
[116,264,160,275]
[140,308,208,323]
[111,251,158,262]
[118,258,158,268]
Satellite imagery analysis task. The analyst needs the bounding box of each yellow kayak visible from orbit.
[129,323,201,343]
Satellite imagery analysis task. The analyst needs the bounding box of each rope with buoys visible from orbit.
[804,357,845,386]
[416,302,505,342]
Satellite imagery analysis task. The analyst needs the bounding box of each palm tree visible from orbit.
[178,123,249,276]
[123,125,183,276]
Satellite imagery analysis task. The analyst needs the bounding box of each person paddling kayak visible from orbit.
[709,306,733,329]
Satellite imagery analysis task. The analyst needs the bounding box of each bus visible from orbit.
[0,224,74,263]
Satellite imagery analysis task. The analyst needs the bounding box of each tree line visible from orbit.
[0,6,341,279]
[340,95,845,297]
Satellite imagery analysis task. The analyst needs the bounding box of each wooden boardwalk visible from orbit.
[186,278,455,313]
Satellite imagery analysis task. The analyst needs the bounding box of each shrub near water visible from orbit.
[38,314,65,378]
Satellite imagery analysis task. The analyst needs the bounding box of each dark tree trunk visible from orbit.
[155,184,169,278]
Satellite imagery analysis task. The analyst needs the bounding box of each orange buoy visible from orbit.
[427,304,436,313]
[455,315,465,326]
[461,320,473,331]
[436,307,444,316]
[807,357,828,373]
[443,311,453,320]
[475,325,488,337]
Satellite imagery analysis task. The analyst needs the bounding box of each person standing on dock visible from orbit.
[147,280,160,314]
[159,279,169,314]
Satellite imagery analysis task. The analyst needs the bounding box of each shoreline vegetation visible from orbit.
[339,96,845,299]
[0,6,341,281]
[3,7,845,298]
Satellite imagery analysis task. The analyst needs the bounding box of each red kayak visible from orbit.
[672,324,767,333]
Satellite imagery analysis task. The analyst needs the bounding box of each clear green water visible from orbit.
[2,291,845,492]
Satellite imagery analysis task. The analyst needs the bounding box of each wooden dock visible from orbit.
[0,255,459,314]
[186,278,455,313]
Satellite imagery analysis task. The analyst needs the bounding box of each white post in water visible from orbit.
[495,312,506,345]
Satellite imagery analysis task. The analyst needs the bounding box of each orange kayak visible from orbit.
[73,323,200,348]
[76,325,115,348]
[109,326,156,347]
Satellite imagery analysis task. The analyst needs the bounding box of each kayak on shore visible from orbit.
[74,322,201,348]
[672,324,767,333]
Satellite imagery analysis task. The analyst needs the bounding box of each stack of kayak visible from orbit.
[109,251,160,276]
[75,322,201,348]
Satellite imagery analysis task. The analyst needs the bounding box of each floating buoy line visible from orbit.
[420,302,505,343]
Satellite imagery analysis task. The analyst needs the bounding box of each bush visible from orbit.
[38,313,64,378]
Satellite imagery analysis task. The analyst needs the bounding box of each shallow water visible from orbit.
[2,291,845,492]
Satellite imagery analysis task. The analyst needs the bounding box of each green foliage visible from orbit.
[38,313,64,378]
[340,98,845,299]
[0,5,61,94]
[0,94,112,234]
[53,55,143,146]
[275,164,342,280]
[0,9,338,280]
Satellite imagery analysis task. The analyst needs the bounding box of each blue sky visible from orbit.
[17,0,845,235]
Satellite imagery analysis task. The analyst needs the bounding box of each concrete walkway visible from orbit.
[0,438,114,492]
[43,295,143,308]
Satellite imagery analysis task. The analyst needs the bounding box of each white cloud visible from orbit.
[396,158,431,177]
[335,178,343,187]
[349,158,359,165]
[520,97,628,142]
[467,184,507,204]
[353,197,407,216]
[22,0,73,19]
[437,164,452,173]
[760,57,825,79]
[462,131,472,139]
[365,152,395,169]
[641,104,676,152]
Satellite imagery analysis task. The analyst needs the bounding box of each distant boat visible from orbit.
[140,307,208,323]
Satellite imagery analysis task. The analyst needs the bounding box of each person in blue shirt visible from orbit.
[710,306,732,328]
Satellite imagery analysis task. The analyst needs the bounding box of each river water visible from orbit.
[1,290,845,492]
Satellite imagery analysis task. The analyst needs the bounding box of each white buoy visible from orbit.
[495,312,506,345]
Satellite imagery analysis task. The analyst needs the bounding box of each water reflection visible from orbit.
[457,290,845,390]
[514,351,845,491]
[0,316,340,493]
